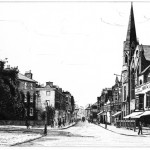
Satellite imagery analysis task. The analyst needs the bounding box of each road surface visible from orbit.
[15,120,150,147]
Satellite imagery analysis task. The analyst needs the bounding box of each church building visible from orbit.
[122,3,150,125]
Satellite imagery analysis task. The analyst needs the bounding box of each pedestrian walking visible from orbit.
[25,119,29,129]
[51,119,54,128]
[63,119,65,126]
[58,118,62,128]
[138,121,143,135]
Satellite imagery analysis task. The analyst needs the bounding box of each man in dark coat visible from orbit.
[138,121,143,135]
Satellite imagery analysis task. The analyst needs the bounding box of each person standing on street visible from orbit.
[138,121,143,135]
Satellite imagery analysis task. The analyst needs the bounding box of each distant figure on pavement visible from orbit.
[25,119,29,129]
[63,119,65,126]
[51,119,54,128]
[138,121,143,135]
[58,118,62,128]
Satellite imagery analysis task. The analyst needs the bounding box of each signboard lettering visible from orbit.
[135,82,150,94]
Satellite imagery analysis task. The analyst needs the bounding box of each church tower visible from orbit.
[121,3,139,118]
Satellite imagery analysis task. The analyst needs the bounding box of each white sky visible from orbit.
[1,1,150,107]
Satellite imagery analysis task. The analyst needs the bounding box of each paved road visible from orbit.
[15,121,150,147]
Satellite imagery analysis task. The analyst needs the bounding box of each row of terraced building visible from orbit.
[0,61,76,126]
[86,3,150,129]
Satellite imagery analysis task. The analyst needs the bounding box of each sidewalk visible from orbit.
[0,122,76,131]
[96,123,150,137]
[0,122,76,146]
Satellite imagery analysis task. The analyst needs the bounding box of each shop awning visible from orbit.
[123,111,143,119]
[97,111,104,116]
[134,111,150,118]
[112,111,121,117]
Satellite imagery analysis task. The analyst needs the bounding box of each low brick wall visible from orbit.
[0,120,45,126]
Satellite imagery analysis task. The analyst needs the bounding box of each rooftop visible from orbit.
[18,73,37,83]
[142,45,150,61]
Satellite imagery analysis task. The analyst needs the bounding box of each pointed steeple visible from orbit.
[126,3,138,56]
[126,3,138,47]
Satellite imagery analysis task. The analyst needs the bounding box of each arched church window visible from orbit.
[136,50,138,57]
[125,54,128,63]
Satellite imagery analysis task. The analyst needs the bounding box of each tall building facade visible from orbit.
[121,3,139,118]
[18,71,37,120]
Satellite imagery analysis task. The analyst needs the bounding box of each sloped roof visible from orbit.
[142,45,150,61]
[85,105,91,110]
[140,65,150,75]
[92,102,98,106]
[18,73,37,83]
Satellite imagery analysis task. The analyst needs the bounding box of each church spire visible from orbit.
[125,2,138,57]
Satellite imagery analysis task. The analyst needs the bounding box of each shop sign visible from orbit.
[130,99,135,111]
[135,82,150,94]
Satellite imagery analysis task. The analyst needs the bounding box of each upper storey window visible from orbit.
[140,80,142,85]
[46,91,50,96]
[147,73,150,82]
[24,82,27,89]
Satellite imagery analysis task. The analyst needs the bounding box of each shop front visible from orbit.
[135,82,150,126]
[112,111,121,125]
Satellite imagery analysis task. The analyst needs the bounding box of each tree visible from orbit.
[40,106,55,126]
[71,96,75,114]
[47,106,55,125]
[0,61,24,120]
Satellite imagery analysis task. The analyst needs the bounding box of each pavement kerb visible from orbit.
[58,122,77,130]
[95,123,146,137]
[10,134,45,146]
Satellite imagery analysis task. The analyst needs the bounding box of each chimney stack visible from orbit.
[46,81,53,87]
[25,70,33,79]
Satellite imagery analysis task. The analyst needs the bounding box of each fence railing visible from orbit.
[116,120,136,131]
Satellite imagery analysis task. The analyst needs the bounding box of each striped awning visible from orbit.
[124,111,143,119]
[112,111,121,117]
[97,111,104,116]
[134,111,150,118]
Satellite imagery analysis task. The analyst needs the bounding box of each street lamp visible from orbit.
[104,104,107,129]
[74,108,79,122]
[44,100,48,135]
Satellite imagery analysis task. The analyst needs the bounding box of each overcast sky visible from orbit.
[1,1,150,107]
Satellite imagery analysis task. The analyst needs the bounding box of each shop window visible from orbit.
[139,94,144,110]
[146,93,150,108]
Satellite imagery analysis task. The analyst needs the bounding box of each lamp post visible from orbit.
[104,104,107,129]
[44,101,48,135]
